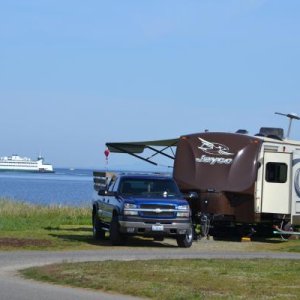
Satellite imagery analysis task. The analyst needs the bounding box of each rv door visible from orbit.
[261,152,292,214]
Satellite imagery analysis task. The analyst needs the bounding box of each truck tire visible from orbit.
[176,227,193,248]
[93,214,106,240]
[110,215,127,246]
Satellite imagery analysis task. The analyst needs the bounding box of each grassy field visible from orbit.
[21,259,300,299]
[0,198,90,230]
[1,198,300,252]
[0,198,96,250]
[2,198,300,299]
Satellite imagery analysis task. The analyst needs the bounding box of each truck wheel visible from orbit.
[110,215,127,246]
[176,227,193,248]
[93,214,105,239]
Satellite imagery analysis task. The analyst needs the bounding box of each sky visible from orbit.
[1,0,300,171]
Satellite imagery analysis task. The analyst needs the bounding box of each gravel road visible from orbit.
[1,239,300,300]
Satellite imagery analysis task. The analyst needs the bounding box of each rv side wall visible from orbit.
[292,151,300,225]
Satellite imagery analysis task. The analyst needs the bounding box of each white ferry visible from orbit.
[0,155,54,173]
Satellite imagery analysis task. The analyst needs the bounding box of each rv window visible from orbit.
[265,162,287,183]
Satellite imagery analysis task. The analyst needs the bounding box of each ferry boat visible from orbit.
[0,155,54,173]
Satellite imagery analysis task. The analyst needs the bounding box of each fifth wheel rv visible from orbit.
[173,129,300,232]
[106,120,300,236]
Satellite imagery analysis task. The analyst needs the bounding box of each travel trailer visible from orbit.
[106,119,300,236]
[173,129,300,231]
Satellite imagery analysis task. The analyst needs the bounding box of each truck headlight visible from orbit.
[177,205,189,210]
[124,203,138,216]
[177,205,190,217]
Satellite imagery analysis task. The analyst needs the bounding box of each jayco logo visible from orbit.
[195,137,234,165]
[197,138,234,156]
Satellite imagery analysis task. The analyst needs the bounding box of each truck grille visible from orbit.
[140,204,176,218]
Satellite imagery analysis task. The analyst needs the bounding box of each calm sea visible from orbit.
[0,168,95,207]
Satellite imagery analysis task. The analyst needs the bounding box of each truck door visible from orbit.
[261,152,292,214]
[101,177,119,223]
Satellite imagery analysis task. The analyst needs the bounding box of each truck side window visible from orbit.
[108,177,119,192]
[265,162,287,183]
[121,182,133,194]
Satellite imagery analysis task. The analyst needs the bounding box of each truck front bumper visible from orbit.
[118,220,191,236]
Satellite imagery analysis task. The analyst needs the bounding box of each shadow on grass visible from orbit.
[44,226,92,232]
[211,235,285,244]
[49,233,178,248]
[45,226,286,246]
[209,225,286,244]
[252,237,287,244]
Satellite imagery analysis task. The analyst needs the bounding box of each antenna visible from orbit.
[275,112,300,138]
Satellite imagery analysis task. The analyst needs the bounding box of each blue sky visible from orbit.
[1,0,299,170]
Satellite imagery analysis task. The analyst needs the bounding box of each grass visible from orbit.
[21,259,300,299]
[2,198,300,298]
[0,198,97,250]
[0,198,300,252]
[0,198,90,230]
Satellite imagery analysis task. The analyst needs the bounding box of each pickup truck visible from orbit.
[92,172,193,247]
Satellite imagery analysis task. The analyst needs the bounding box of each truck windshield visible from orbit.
[119,178,180,197]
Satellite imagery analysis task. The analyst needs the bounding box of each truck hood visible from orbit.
[121,196,188,207]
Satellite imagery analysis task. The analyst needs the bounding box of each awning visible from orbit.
[106,138,179,166]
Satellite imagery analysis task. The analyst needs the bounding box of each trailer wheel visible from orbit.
[176,227,193,248]
[280,220,293,241]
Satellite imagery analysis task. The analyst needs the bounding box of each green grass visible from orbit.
[21,259,300,299]
[0,198,300,252]
[0,198,99,250]
[0,198,90,230]
[2,199,300,298]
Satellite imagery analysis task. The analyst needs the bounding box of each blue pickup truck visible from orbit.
[92,172,193,247]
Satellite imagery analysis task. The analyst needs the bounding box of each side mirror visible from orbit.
[98,190,116,197]
[98,189,107,196]
[187,191,199,199]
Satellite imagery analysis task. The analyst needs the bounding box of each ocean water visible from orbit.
[0,168,95,207]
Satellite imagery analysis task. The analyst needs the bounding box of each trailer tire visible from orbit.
[176,227,193,248]
[279,220,293,240]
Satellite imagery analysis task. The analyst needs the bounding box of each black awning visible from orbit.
[106,138,178,166]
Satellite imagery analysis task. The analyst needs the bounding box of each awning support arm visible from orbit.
[146,145,176,160]
[108,144,158,166]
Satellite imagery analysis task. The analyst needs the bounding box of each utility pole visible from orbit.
[275,112,300,139]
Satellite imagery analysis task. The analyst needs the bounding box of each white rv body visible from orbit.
[255,138,300,225]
